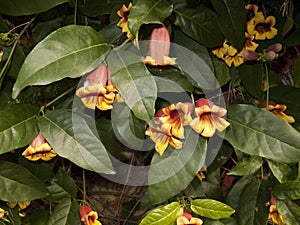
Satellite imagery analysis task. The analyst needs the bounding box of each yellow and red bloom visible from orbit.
[268,196,285,225]
[117,3,134,40]
[145,102,194,155]
[79,205,102,225]
[177,209,203,225]
[143,26,176,66]
[190,98,230,137]
[247,15,278,40]
[8,201,30,210]
[22,132,57,161]
[76,64,120,111]
[261,101,295,123]
[245,4,264,23]
[0,208,4,219]
[212,33,259,67]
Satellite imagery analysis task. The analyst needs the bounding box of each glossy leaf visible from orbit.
[0,104,39,154]
[128,0,172,37]
[173,3,224,48]
[253,181,270,225]
[277,200,300,225]
[109,50,157,122]
[0,161,49,202]
[47,199,81,225]
[46,167,77,203]
[38,109,115,174]
[273,181,300,200]
[270,85,300,121]
[212,58,231,87]
[0,0,68,16]
[225,176,254,211]
[227,155,263,176]
[238,64,264,100]
[111,102,146,150]
[210,0,246,51]
[149,129,207,204]
[266,160,296,183]
[139,202,181,225]
[191,199,235,219]
[294,57,300,88]
[12,25,110,98]
[238,179,260,225]
[282,1,294,37]
[225,104,300,163]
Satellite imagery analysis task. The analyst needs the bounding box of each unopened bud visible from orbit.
[266,43,282,53]
[264,51,277,61]
[242,50,259,60]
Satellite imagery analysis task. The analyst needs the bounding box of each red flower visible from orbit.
[79,206,102,225]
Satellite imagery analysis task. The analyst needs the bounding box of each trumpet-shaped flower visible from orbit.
[117,3,133,39]
[261,101,295,123]
[76,64,120,111]
[22,132,57,161]
[269,204,285,225]
[145,102,194,155]
[8,201,30,210]
[247,15,278,40]
[245,4,264,22]
[177,210,203,225]
[80,205,102,225]
[143,26,176,66]
[190,98,230,137]
[212,33,258,67]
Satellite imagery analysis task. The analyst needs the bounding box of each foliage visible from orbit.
[0,0,300,224]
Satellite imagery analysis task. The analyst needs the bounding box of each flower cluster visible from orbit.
[22,132,57,161]
[212,4,278,67]
[8,201,31,217]
[79,205,102,225]
[145,99,230,155]
[177,209,203,225]
[76,64,122,111]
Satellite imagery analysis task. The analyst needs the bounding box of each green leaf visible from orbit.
[282,1,294,37]
[149,129,207,204]
[212,58,231,87]
[227,155,263,176]
[266,159,296,183]
[273,181,300,200]
[225,104,300,163]
[0,161,49,202]
[46,167,77,203]
[139,202,181,225]
[238,179,260,225]
[0,0,68,16]
[79,0,128,16]
[270,85,300,121]
[109,50,157,122]
[12,25,110,98]
[26,210,49,225]
[238,64,264,100]
[225,176,254,211]
[38,109,115,174]
[210,0,246,51]
[47,199,81,225]
[191,199,235,219]
[111,102,146,150]
[128,0,172,37]
[253,181,271,225]
[0,104,39,154]
[277,199,300,225]
[173,3,224,48]
[294,57,300,88]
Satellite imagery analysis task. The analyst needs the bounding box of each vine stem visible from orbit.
[0,17,35,81]
[74,0,78,25]
[264,63,270,109]
[39,85,77,113]
[82,168,87,204]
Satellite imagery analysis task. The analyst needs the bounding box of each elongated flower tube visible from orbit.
[143,26,176,66]
[190,98,230,137]
[76,64,121,111]
[22,132,57,161]
[80,205,102,225]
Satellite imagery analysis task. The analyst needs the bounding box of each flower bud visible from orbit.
[242,50,259,60]
[266,43,282,53]
[264,51,277,61]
